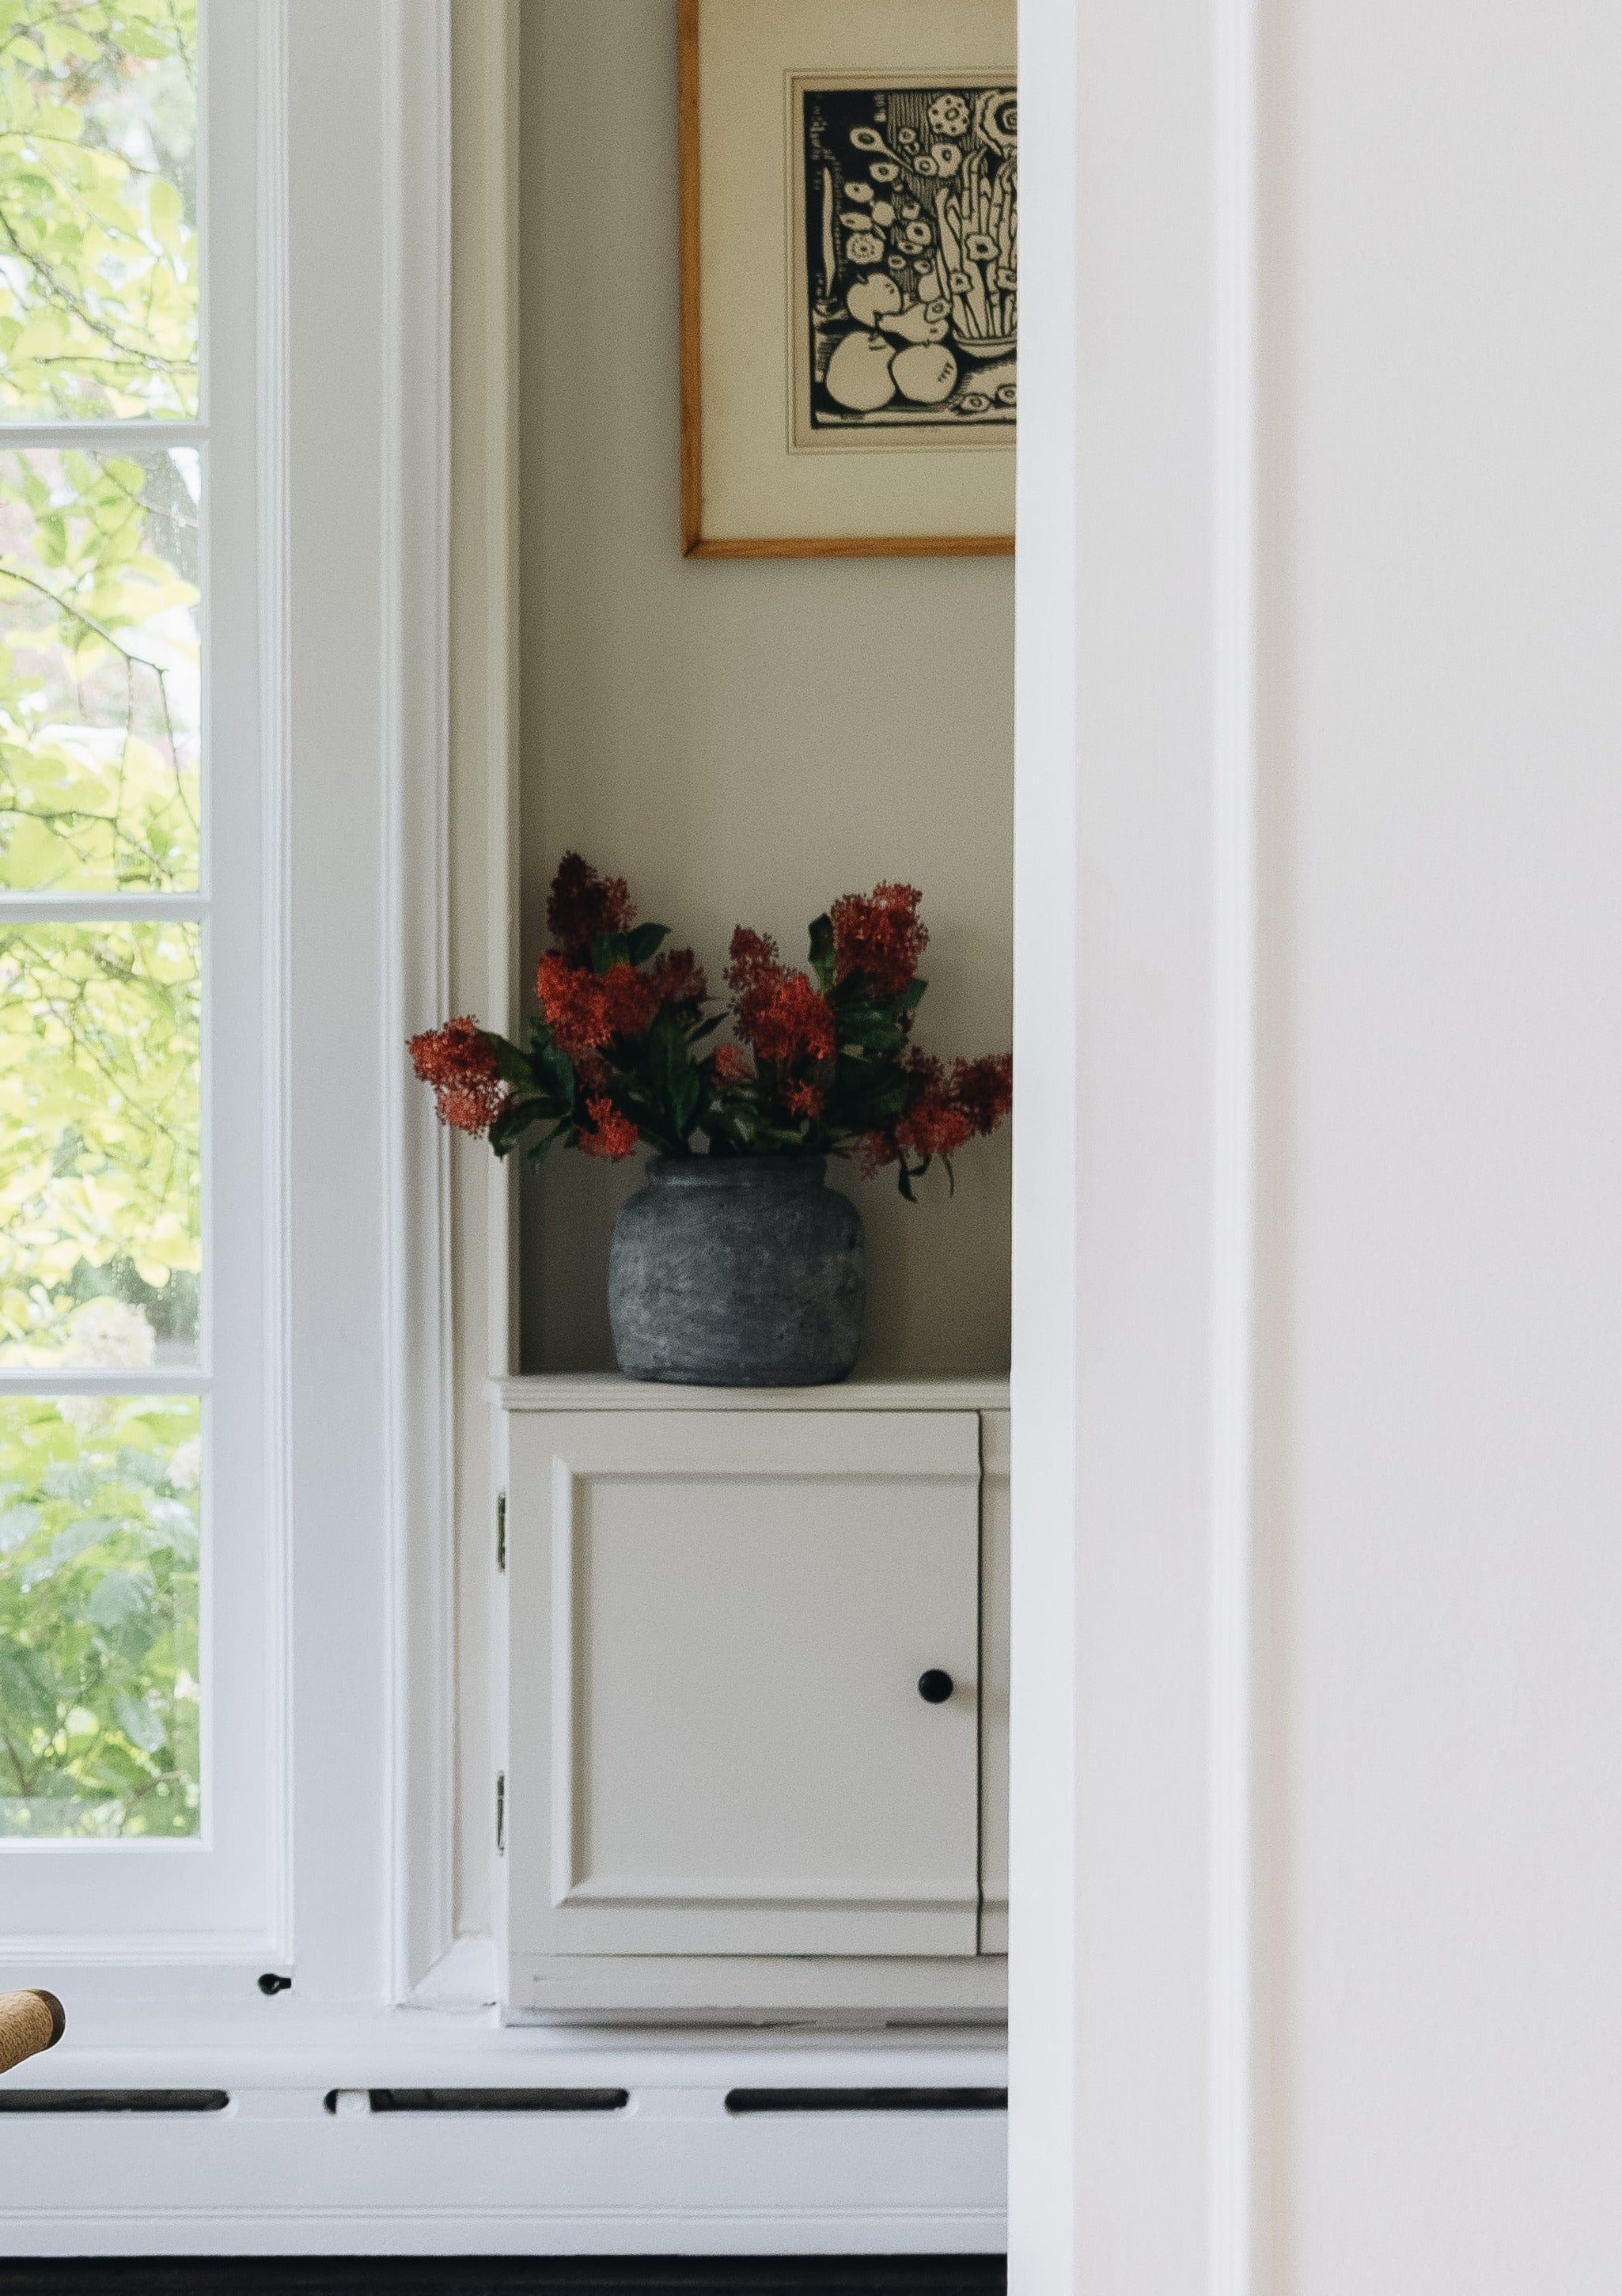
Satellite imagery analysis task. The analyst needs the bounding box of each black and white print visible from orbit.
[794,79,1016,445]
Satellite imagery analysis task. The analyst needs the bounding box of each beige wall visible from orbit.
[517,0,1014,1376]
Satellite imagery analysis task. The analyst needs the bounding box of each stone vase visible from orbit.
[608,1156,865,1386]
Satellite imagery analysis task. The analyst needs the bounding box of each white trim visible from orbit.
[495,1373,1012,1414]
[0,422,210,448]
[404,1931,498,2011]
[1210,0,1261,2289]
[0,893,207,923]
[256,0,294,1972]
[380,0,456,2003]
[1009,0,1264,2287]
[0,2021,1007,2256]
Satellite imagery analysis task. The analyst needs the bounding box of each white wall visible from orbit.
[1267,1,1622,2283]
[1011,0,1622,2289]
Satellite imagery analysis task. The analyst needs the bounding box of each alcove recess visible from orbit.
[514,0,1013,1380]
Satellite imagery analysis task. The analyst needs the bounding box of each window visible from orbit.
[0,1,275,1949]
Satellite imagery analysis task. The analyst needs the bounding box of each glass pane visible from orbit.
[0,919,199,1365]
[0,445,199,891]
[0,1390,199,1838]
[0,2,199,419]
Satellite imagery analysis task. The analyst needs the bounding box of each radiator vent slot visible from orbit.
[0,2089,229,2115]
[324,2086,630,2116]
[726,2086,1007,2116]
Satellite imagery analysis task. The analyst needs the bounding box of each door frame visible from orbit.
[1008,0,1264,2287]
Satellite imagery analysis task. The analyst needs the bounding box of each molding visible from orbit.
[256,0,294,1979]
[0,2024,1007,2254]
[381,0,456,2002]
[1209,4,1261,2295]
[494,1373,1012,1414]
[404,1932,498,2011]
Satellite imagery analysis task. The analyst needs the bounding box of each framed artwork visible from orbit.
[679,0,1017,558]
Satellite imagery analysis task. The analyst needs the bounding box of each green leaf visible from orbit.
[627,921,671,965]
[590,930,631,972]
[807,912,836,991]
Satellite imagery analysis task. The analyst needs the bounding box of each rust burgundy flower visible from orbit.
[407,1016,510,1138]
[410,854,1010,1194]
[830,881,928,998]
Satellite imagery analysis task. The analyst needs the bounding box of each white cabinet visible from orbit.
[493,1377,1010,2020]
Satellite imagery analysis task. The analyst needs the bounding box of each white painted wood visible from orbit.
[1017,0,1622,2290]
[0,2025,1005,2256]
[509,1952,1006,2022]
[495,1373,1010,1415]
[381,0,456,2002]
[501,1411,982,1971]
[978,1411,1009,1957]
[1009,0,1246,2288]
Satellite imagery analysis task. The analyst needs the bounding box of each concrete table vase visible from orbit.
[608,1156,865,1386]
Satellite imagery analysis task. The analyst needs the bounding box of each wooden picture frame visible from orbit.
[679,0,1017,559]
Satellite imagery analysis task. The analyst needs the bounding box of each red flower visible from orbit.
[896,1089,976,1161]
[726,928,835,1067]
[578,1097,639,1161]
[724,926,781,1001]
[407,1016,510,1137]
[536,953,659,1056]
[650,946,707,1011]
[712,1043,753,1085]
[546,851,635,960]
[831,882,928,998]
[784,1078,826,1120]
[738,970,836,1067]
[951,1053,1014,1135]
[859,1048,1013,1173]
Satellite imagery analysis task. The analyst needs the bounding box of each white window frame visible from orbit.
[0,0,287,1968]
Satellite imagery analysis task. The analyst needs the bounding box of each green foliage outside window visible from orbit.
[0,1,201,1837]
[0,1390,199,1836]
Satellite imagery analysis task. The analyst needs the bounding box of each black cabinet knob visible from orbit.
[917,1669,954,1705]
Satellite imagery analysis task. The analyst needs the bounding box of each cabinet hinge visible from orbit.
[495,1770,506,1855]
[496,1491,506,1572]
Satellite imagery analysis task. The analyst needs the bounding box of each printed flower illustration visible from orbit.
[844,230,885,266]
[975,89,1018,154]
[927,92,971,137]
[929,142,963,174]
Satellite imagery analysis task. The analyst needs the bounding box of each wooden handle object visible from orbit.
[0,1990,64,2076]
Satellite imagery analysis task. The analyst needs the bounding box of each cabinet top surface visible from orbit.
[492,1372,1010,1414]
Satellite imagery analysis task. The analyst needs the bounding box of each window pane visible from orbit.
[0,919,199,1365]
[0,2,199,419]
[0,445,199,892]
[0,1390,199,1838]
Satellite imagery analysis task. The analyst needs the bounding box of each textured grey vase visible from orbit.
[608,1156,865,1386]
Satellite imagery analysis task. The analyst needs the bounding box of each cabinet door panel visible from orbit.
[502,1411,980,1958]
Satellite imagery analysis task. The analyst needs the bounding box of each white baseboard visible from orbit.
[0,1999,1007,2256]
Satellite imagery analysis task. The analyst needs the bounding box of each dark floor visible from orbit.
[0,2263,1006,2296]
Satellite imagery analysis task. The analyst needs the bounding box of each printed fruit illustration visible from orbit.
[825,328,899,411]
[890,342,960,404]
[846,273,902,328]
[883,296,951,345]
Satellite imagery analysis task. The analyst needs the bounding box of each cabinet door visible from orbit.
[502,1411,981,1959]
